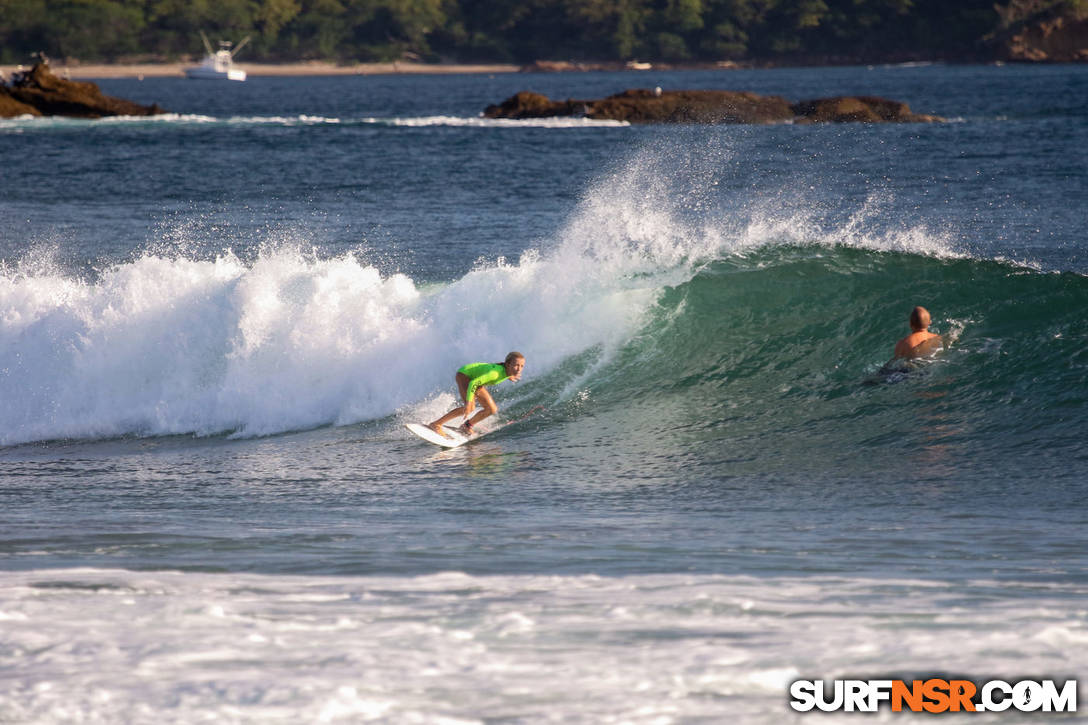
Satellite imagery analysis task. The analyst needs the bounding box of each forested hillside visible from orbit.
[1,0,1084,65]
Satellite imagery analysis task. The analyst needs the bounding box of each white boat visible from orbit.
[185,33,249,81]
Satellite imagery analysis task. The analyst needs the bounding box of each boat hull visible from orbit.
[185,67,246,81]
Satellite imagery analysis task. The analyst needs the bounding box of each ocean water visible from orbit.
[1,64,1086,722]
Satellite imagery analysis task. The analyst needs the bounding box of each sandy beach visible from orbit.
[1,61,522,80]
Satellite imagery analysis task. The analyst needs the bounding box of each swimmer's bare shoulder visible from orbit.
[892,306,944,360]
[895,331,944,360]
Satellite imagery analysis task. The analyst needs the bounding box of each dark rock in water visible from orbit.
[0,86,41,117]
[588,89,794,124]
[483,91,580,120]
[790,96,944,124]
[484,88,944,124]
[0,63,167,119]
[484,88,792,124]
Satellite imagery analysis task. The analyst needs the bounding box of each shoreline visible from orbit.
[0,61,523,80]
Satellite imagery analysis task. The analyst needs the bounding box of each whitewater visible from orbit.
[4,569,1084,724]
[0,234,654,444]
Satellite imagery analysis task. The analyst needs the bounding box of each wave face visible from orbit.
[2,141,1086,453]
[534,145,1088,477]
[598,249,1088,473]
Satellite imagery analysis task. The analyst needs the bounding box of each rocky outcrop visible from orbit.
[789,96,943,123]
[582,88,794,124]
[485,91,577,118]
[0,62,166,118]
[0,86,41,117]
[484,89,944,124]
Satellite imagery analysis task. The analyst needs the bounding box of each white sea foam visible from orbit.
[0,114,626,131]
[363,115,630,128]
[1,568,1083,723]
[0,231,659,444]
[225,114,343,125]
[0,113,220,129]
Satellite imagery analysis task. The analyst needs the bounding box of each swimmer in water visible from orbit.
[893,306,944,360]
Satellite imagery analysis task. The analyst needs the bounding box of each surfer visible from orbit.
[893,306,943,360]
[428,352,525,438]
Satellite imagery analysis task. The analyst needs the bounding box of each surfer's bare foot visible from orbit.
[428,423,450,438]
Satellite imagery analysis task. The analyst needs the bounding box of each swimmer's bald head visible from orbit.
[909,306,931,331]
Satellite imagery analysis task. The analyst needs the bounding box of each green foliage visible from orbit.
[655,30,691,59]
[256,0,301,39]
[0,0,50,62]
[0,0,1039,64]
[699,21,749,57]
[26,0,148,60]
[563,0,652,59]
[341,0,446,60]
[663,0,704,32]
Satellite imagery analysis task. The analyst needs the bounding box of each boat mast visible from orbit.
[231,36,251,58]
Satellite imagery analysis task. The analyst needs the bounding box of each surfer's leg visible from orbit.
[464,386,497,430]
[428,373,471,437]
[429,408,462,436]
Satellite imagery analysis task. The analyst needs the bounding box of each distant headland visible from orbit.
[0,0,1084,82]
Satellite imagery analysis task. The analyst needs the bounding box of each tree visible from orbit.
[0,0,50,62]
[145,0,212,57]
[699,20,749,57]
[283,0,348,58]
[256,0,302,42]
[46,0,147,60]
[342,0,445,60]
[662,0,704,32]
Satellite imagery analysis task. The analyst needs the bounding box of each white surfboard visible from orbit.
[405,422,479,448]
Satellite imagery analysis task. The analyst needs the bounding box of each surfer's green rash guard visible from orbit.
[458,362,509,404]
